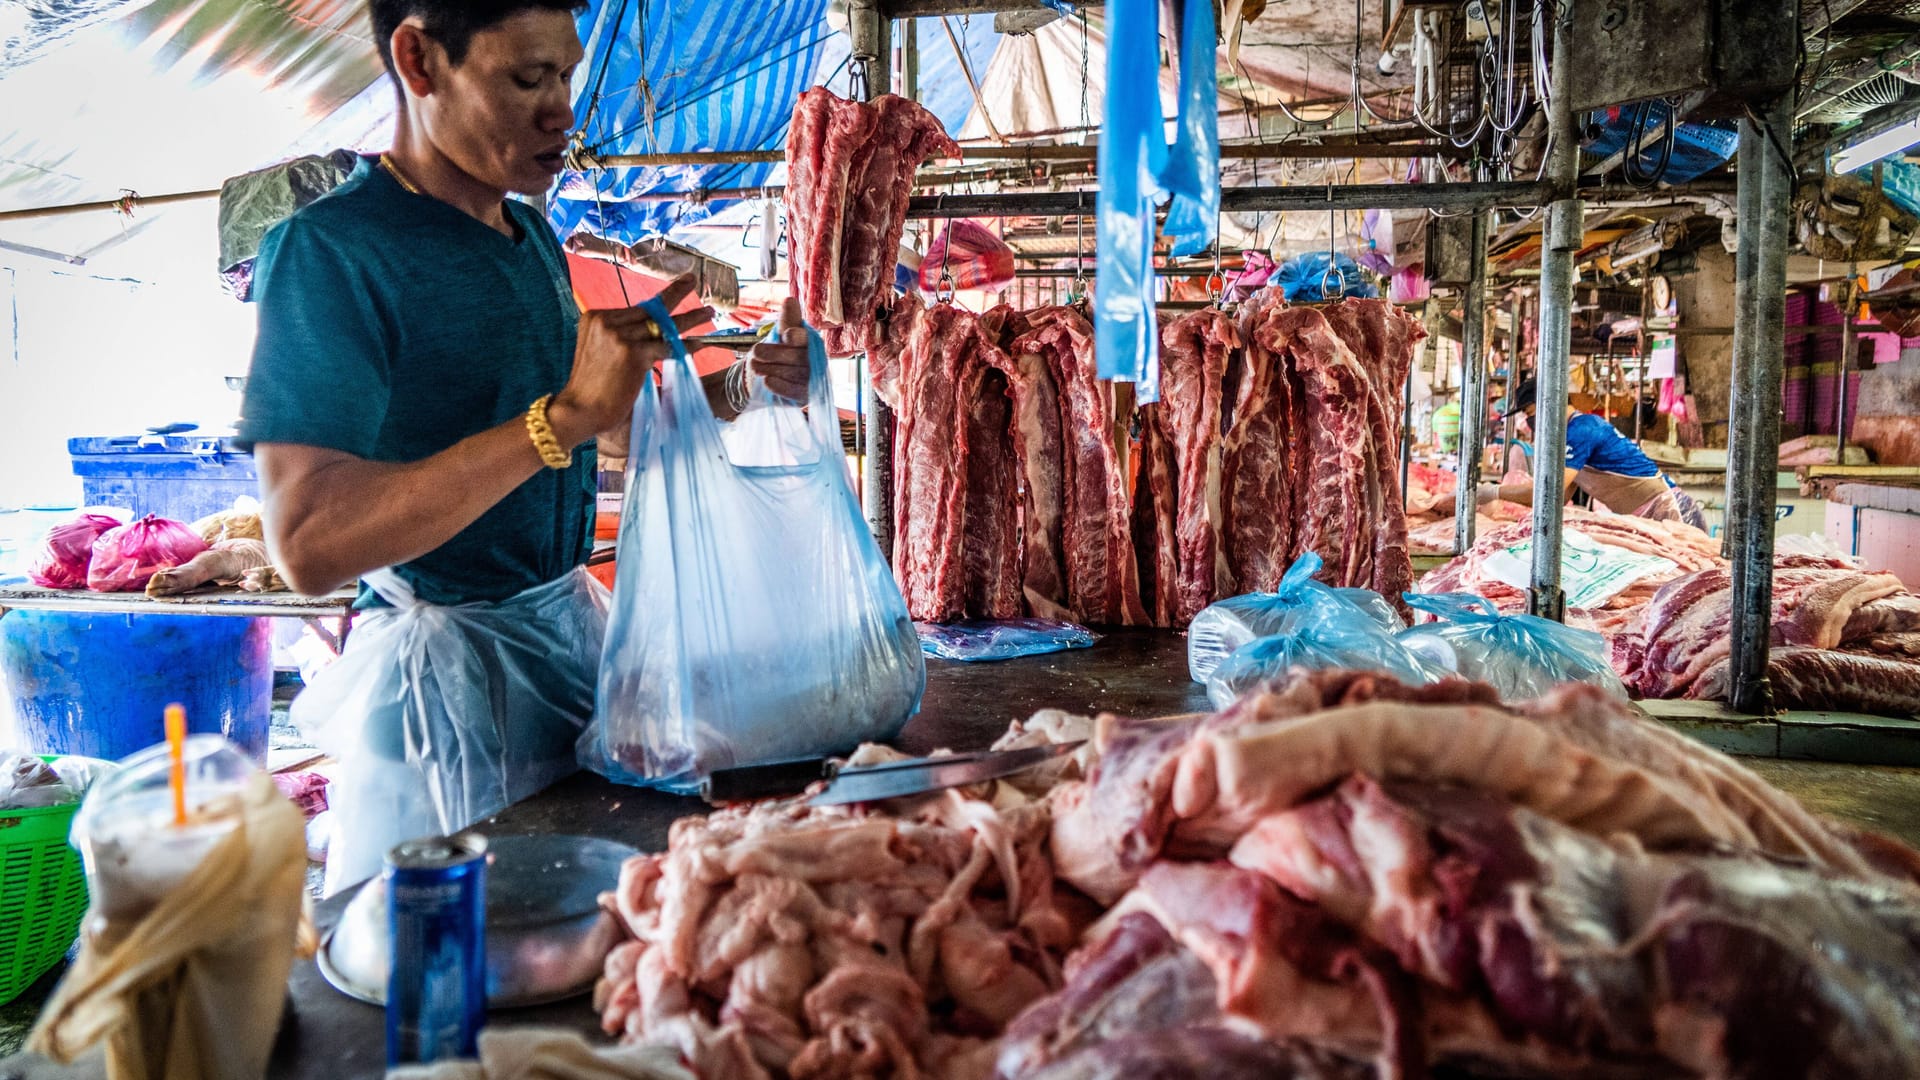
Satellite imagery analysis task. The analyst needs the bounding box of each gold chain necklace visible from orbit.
[379,153,424,195]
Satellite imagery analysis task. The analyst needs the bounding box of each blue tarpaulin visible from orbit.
[551,4,999,243]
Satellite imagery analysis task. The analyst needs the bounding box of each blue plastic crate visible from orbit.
[67,433,259,524]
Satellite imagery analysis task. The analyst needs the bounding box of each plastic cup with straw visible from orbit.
[165,703,187,826]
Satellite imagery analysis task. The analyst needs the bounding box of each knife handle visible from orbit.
[701,758,833,804]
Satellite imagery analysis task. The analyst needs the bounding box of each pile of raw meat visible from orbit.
[784,89,958,357]
[1415,507,1725,641]
[592,669,1920,1078]
[1031,669,1920,1078]
[595,716,1099,1079]
[1616,555,1920,716]
[886,295,1428,627]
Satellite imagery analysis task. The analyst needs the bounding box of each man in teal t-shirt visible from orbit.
[238,0,808,890]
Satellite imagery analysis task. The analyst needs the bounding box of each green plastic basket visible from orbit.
[0,758,88,1005]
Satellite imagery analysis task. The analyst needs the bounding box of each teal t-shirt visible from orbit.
[236,156,594,607]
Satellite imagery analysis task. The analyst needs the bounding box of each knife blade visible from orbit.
[808,740,1086,806]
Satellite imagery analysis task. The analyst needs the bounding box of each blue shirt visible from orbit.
[236,157,594,607]
[1563,412,1660,478]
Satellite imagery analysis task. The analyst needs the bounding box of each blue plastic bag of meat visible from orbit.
[916,618,1098,662]
[1188,553,1401,683]
[1398,592,1627,703]
[1205,606,1447,710]
[582,300,926,792]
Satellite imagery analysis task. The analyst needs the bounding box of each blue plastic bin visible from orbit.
[0,611,271,761]
[67,434,258,523]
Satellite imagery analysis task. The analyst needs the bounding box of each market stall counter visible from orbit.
[0,631,1210,1080]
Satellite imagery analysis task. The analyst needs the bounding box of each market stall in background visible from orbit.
[3,0,1920,1077]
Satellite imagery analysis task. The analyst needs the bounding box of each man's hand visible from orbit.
[746,297,811,403]
[550,274,712,449]
[1476,481,1502,505]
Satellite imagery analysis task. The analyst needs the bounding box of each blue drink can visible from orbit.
[385,832,488,1065]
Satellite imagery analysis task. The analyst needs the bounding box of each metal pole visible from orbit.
[1726,96,1793,717]
[1724,121,1763,559]
[1528,2,1581,622]
[852,1,896,560]
[1454,209,1490,554]
[1401,320,1417,508]
[1836,270,1857,463]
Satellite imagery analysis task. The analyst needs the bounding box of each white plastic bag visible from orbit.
[292,568,606,894]
[582,301,925,792]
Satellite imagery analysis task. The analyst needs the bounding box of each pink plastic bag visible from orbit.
[87,515,209,592]
[27,513,123,589]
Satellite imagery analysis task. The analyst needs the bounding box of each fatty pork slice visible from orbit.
[959,350,1023,621]
[1153,309,1237,625]
[1231,775,1920,1079]
[1689,646,1920,718]
[1049,671,1877,905]
[784,89,876,327]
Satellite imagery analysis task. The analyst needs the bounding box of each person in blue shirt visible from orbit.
[236,0,811,889]
[1478,377,1707,531]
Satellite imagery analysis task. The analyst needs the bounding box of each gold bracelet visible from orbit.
[525,394,572,469]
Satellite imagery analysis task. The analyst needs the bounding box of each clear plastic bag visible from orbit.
[1205,613,1447,710]
[1188,554,1396,683]
[1398,593,1627,703]
[583,301,925,792]
[292,568,607,895]
[917,619,1099,662]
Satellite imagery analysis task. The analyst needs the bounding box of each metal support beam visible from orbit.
[1453,209,1490,555]
[1724,122,1762,560]
[1727,96,1794,716]
[1529,1,1581,622]
[852,0,896,563]
[1836,270,1858,463]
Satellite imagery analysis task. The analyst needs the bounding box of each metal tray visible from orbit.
[317,833,635,1009]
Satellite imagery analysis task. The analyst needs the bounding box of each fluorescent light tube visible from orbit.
[1834,116,1920,174]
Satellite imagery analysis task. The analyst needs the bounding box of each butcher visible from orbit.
[236,0,810,891]
[1477,377,1707,531]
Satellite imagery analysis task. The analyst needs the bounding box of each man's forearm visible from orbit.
[260,413,562,595]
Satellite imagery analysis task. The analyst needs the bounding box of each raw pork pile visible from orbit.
[1414,507,1725,641]
[1615,555,1920,716]
[595,718,1099,1080]
[1028,668,1920,1078]
[888,296,1427,627]
[784,89,957,357]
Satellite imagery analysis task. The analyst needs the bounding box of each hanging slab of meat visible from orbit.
[892,304,1021,621]
[1319,299,1426,604]
[960,359,1023,621]
[784,88,957,352]
[1218,294,1310,592]
[1010,306,1149,626]
[983,337,1073,622]
[1131,411,1180,628]
[1151,309,1237,626]
[864,290,925,411]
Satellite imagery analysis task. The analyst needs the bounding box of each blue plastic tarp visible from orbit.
[550,3,998,243]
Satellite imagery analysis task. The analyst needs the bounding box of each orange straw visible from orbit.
[165,703,187,826]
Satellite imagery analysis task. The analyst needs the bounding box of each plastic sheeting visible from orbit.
[550,5,997,243]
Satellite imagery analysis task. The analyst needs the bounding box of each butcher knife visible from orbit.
[699,741,1086,806]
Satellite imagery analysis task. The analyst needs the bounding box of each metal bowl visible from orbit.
[317,833,635,1009]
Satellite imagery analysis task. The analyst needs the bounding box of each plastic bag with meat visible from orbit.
[86,515,209,593]
[26,513,123,589]
[1399,592,1628,702]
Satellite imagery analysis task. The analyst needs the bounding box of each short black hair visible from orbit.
[1507,377,1538,415]
[370,0,586,74]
